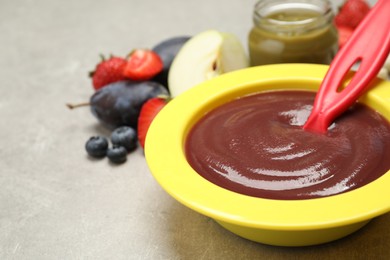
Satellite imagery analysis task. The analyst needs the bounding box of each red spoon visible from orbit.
[303,0,390,133]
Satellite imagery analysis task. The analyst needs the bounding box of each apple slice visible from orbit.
[168,30,249,97]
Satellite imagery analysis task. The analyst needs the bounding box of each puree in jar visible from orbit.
[185,91,390,200]
[248,1,338,66]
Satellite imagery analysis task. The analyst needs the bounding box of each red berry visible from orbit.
[90,56,127,91]
[336,25,354,48]
[137,97,169,148]
[334,0,371,29]
[123,49,163,81]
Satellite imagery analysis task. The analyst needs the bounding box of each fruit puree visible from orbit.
[185,91,390,200]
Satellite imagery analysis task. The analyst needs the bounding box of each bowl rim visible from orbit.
[145,64,390,231]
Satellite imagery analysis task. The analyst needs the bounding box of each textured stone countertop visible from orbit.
[1,0,389,259]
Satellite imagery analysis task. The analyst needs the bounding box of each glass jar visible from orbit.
[248,0,338,66]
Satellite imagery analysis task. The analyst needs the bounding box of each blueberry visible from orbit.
[107,145,127,164]
[85,136,108,158]
[111,126,137,152]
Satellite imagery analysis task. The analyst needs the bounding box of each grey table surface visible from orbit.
[1,0,389,259]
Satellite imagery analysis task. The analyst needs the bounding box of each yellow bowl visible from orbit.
[145,64,390,247]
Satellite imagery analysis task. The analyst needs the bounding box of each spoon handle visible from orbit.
[303,0,390,133]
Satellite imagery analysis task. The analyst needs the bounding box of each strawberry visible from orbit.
[336,25,354,48]
[90,55,127,91]
[334,0,371,29]
[123,49,163,81]
[137,97,169,148]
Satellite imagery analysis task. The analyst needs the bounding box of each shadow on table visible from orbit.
[165,201,390,260]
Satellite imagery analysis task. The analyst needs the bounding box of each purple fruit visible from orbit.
[152,36,191,87]
[90,80,169,129]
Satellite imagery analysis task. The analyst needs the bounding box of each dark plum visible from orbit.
[152,36,191,87]
[90,80,169,129]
